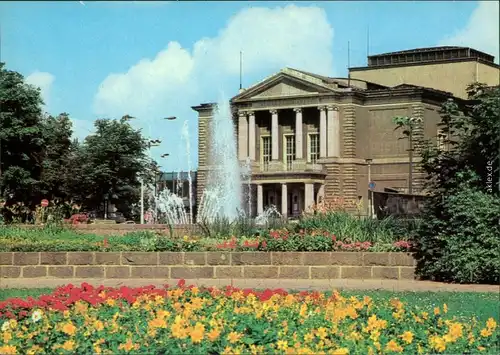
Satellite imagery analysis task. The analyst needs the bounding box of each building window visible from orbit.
[284,134,295,171]
[261,136,271,171]
[308,133,320,163]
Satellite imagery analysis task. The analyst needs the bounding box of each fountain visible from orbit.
[196,96,242,223]
[182,120,194,224]
[150,95,284,226]
[154,189,190,225]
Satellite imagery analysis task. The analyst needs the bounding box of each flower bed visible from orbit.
[0,282,498,354]
[0,227,413,253]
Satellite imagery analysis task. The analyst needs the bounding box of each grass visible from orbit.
[1,288,497,323]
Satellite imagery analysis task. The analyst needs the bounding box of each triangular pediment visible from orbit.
[232,68,335,102]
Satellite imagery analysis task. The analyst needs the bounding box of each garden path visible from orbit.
[0,278,498,292]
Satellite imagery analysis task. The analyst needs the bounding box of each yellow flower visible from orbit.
[401,331,414,344]
[385,340,403,353]
[434,307,440,315]
[190,323,205,343]
[106,299,116,306]
[304,333,314,343]
[3,331,12,343]
[207,328,221,341]
[447,322,463,341]
[0,345,16,355]
[26,346,42,355]
[227,331,242,344]
[277,340,288,351]
[480,328,492,337]
[118,338,136,352]
[148,317,167,329]
[486,318,497,330]
[62,340,75,351]
[316,327,328,339]
[61,322,77,336]
[478,346,486,351]
[93,320,104,331]
[443,303,448,313]
[429,335,446,352]
[331,348,349,355]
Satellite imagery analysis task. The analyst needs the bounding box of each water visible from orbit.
[182,120,194,224]
[197,96,242,223]
[150,96,284,225]
[154,189,190,225]
[255,205,282,225]
[242,157,252,216]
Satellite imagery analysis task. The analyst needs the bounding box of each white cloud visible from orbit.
[93,5,334,170]
[439,1,499,62]
[25,71,55,106]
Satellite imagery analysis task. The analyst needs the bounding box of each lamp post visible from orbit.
[123,114,177,224]
[366,158,373,218]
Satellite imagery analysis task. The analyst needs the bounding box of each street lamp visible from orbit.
[138,115,177,224]
[365,158,374,218]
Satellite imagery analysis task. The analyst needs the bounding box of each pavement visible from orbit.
[1,278,498,293]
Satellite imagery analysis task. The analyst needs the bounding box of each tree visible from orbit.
[0,62,45,206]
[71,117,149,218]
[413,83,500,284]
[39,113,75,201]
[392,115,423,194]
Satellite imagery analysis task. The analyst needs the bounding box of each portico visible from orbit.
[254,181,323,218]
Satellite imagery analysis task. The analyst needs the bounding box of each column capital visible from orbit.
[238,111,247,118]
[326,105,339,111]
[269,109,278,115]
[293,107,302,113]
[247,110,255,116]
[318,105,327,112]
[281,182,287,186]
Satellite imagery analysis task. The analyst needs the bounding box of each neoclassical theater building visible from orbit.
[193,46,499,217]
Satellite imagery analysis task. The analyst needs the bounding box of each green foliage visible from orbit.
[0,62,45,206]
[414,187,500,284]
[296,212,418,244]
[414,83,500,284]
[0,63,151,222]
[197,215,286,239]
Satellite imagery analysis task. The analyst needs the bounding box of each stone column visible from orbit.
[327,106,340,157]
[304,183,315,212]
[281,183,288,218]
[271,109,279,160]
[238,112,248,160]
[319,106,327,158]
[248,111,256,161]
[294,108,303,160]
[257,184,264,215]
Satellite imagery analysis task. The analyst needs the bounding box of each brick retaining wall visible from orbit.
[0,252,416,280]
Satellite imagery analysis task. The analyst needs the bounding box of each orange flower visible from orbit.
[227,331,242,344]
[190,323,205,343]
[61,322,77,336]
[207,328,221,341]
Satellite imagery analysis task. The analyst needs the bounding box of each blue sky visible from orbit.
[1,1,498,172]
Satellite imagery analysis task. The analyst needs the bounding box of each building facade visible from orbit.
[193,46,499,217]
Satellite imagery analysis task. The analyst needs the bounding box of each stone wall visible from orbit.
[1,252,416,280]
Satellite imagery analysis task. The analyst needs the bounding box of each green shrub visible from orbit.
[296,212,417,244]
[414,187,500,284]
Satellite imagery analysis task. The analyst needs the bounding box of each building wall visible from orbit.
[196,107,214,206]
[350,61,500,99]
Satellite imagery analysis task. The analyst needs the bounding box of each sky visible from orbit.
[1,0,498,172]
